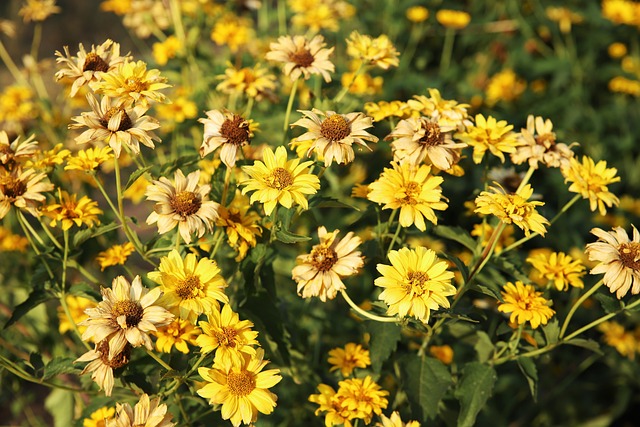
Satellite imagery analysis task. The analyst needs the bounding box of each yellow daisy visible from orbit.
[345,31,400,70]
[240,146,320,216]
[91,60,171,106]
[336,376,389,424]
[266,34,335,82]
[75,339,131,397]
[309,383,353,427]
[498,281,555,329]
[58,295,95,336]
[562,156,620,216]
[19,0,60,22]
[108,393,175,427]
[364,100,412,122]
[0,167,53,219]
[24,143,70,170]
[0,225,28,252]
[83,406,115,427]
[65,146,115,172]
[598,321,638,359]
[44,190,103,230]
[407,88,471,129]
[378,411,421,427]
[436,9,471,29]
[154,318,201,354]
[199,110,253,168]
[527,251,585,291]
[217,63,277,101]
[216,193,263,262]
[328,343,371,377]
[456,114,520,164]
[375,247,456,323]
[96,242,136,271]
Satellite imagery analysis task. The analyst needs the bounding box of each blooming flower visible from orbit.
[65,146,115,172]
[291,109,378,167]
[216,193,262,261]
[498,281,555,328]
[364,100,411,122]
[199,110,253,168]
[377,411,421,427]
[598,321,638,359]
[511,115,576,169]
[83,406,115,427]
[0,131,39,168]
[436,9,471,29]
[375,247,456,323]
[154,319,201,354]
[367,162,448,231]
[107,393,175,427]
[456,114,519,164]
[585,226,640,299]
[0,167,53,219]
[145,169,220,244]
[44,190,103,230]
[527,251,585,291]
[563,156,620,216]
[266,35,335,82]
[19,0,60,22]
[91,60,170,106]
[240,146,320,215]
[292,226,364,301]
[345,31,400,70]
[96,243,135,271]
[484,69,527,106]
[217,63,277,101]
[58,295,95,336]
[75,339,131,397]
[152,35,181,65]
[335,376,389,424]
[328,343,371,377]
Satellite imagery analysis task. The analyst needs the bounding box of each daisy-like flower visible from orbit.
[44,190,103,230]
[55,39,129,97]
[407,88,471,129]
[336,376,389,424]
[0,167,53,218]
[216,193,263,261]
[75,339,132,397]
[563,156,620,216]
[80,275,174,358]
[474,184,549,237]
[436,9,471,29]
[456,114,520,164]
[386,116,466,170]
[96,243,136,271]
[0,131,39,168]
[598,321,638,359]
[345,31,400,70]
[83,406,115,427]
[196,304,259,366]
[292,226,364,302]
[309,383,355,427]
[0,226,28,252]
[291,109,378,167]
[147,249,228,321]
[240,146,320,216]
[527,251,585,291]
[429,344,454,365]
[69,94,160,158]
[58,295,95,336]
[265,34,335,82]
[328,343,371,377]
[19,0,60,22]
[377,411,421,427]
[367,162,448,231]
[154,319,201,354]
[199,110,253,168]
[511,115,576,169]
[24,143,70,170]
[216,63,277,101]
[107,393,175,427]
[65,146,115,172]
[145,169,220,244]
[498,281,555,328]
[91,60,171,106]
[375,247,456,323]
[197,349,282,427]
[364,100,412,122]
[585,226,640,299]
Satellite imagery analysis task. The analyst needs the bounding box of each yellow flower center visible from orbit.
[97,339,131,368]
[406,270,430,296]
[82,52,109,73]
[320,114,351,142]
[125,76,149,93]
[100,107,133,132]
[420,121,443,146]
[290,48,315,68]
[311,245,338,272]
[227,370,256,396]
[175,274,204,300]
[214,326,239,348]
[1,177,27,200]
[399,181,421,205]
[170,191,202,217]
[220,115,251,146]
[618,242,640,271]
[112,300,144,327]
[266,167,294,190]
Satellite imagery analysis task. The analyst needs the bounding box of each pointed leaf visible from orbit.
[43,357,81,380]
[434,225,477,251]
[4,287,53,329]
[516,357,538,401]
[124,165,152,190]
[365,321,401,372]
[542,318,560,345]
[401,355,452,421]
[73,222,121,247]
[454,362,497,427]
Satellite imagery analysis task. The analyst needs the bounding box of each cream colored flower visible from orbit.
[511,115,576,169]
[0,132,39,167]
[266,35,335,82]
[107,393,175,427]
[75,339,131,397]
[199,110,253,168]
[0,167,53,218]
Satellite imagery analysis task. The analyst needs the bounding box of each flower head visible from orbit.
[336,376,389,424]
[107,393,175,427]
[328,343,371,377]
[292,226,364,301]
[19,0,60,22]
[563,156,620,215]
[375,247,456,323]
[436,9,471,29]
[75,339,132,397]
[266,35,335,82]
[498,281,555,328]
[0,167,53,219]
[65,146,115,172]
[527,251,585,291]
[377,411,421,427]
[217,63,277,101]
[91,60,171,106]
[83,406,115,427]
[154,318,201,354]
[216,193,263,261]
[511,115,576,169]
[586,226,640,299]
[485,69,526,106]
[44,190,103,230]
[96,243,135,271]
[0,132,39,168]
[456,114,519,164]
[199,110,253,168]
[598,321,638,359]
[346,31,400,70]
[367,162,448,231]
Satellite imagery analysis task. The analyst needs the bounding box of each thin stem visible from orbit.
[210,228,225,258]
[174,231,181,251]
[283,78,299,133]
[277,0,287,35]
[67,260,101,285]
[59,291,92,351]
[0,40,28,85]
[401,24,424,69]
[559,279,604,339]
[92,173,120,216]
[17,211,55,278]
[387,220,403,253]
[145,348,174,371]
[0,355,87,392]
[243,97,255,118]
[221,167,232,205]
[340,290,398,323]
[564,296,640,341]
[334,62,365,104]
[30,23,42,61]
[61,230,69,292]
[169,0,186,45]
[515,165,535,195]
[37,218,63,251]
[439,28,455,76]
[19,211,46,247]
[466,222,507,286]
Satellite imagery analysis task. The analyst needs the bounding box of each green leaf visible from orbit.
[43,357,81,380]
[28,352,44,377]
[492,256,530,283]
[439,252,469,284]
[470,282,502,301]
[595,292,620,314]
[69,282,100,300]
[516,357,538,401]
[308,196,360,210]
[44,389,73,427]
[454,362,497,427]
[124,165,152,190]
[159,154,200,176]
[473,331,494,363]
[73,222,121,247]
[434,225,477,252]
[401,355,452,421]
[365,321,401,372]
[565,338,602,354]
[274,227,311,243]
[542,318,560,345]
[4,287,53,329]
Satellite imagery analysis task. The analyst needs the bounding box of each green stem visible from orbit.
[0,40,27,85]
[17,211,55,279]
[210,228,225,258]
[277,0,287,35]
[67,260,101,285]
[0,355,86,392]
[37,218,63,251]
[334,62,365,104]
[387,220,403,253]
[340,290,398,323]
[559,279,604,339]
[145,348,174,371]
[564,296,640,341]
[466,222,506,286]
[401,24,423,69]
[19,211,46,247]
[243,97,255,118]
[59,291,92,351]
[92,173,120,216]
[515,164,535,195]
[61,229,69,292]
[30,23,42,61]
[439,28,455,76]
[169,0,186,46]
[282,78,299,133]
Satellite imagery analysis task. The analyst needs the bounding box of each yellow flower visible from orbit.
[289,0,355,32]
[436,9,471,29]
[65,146,115,172]
[0,167,53,219]
[429,345,454,364]
[546,6,584,33]
[240,145,320,216]
[586,226,640,299]
[291,108,378,167]
[266,34,335,82]
[346,31,400,70]
[199,110,253,168]
[367,162,448,231]
[96,242,136,271]
[377,411,421,427]
[375,247,456,323]
[197,349,282,427]
[364,100,411,122]
[341,69,384,95]
[217,63,277,101]
[83,406,115,427]
[562,156,620,216]
[19,0,60,22]
[109,393,174,427]
[196,304,259,366]
[0,225,29,252]
[328,343,371,377]
[154,318,201,354]
[527,251,585,291]
[100,0,131,15]
[598,321,637,359]
[608,76,640,97]
[154,94,198,130]
[498,281,555,329]
[58,295,95,335]
[407,88,471,129]
[216,193,263,261]
[75,339,131,397]
[608,42,628,59]
[470,222,515,254]
[44,190,103,230]
[335,376,389,424]
[211,13,254,54]
[123,174,149,204]
[456,114,519,164]
[24,143,71,170]
[406,6,429,23]
[91,60,171,106]
[309,384,353,426]
[292,226,364,302]
[0,85,37,127]
[485,69,527,106]
[152,35,182,65]
[474,184,549,237]
[148,249,228,322]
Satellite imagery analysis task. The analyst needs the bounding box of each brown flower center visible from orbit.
[220,115,251,146]
[290,48,315,68]
[406,270,430,296]
[112,300,144,328]
[100,107,133,132]
[175,274,203,300]
[535,133,556,148]
[419,121,443,146]
[311,245,338,272]
[399,181,421,206]
[1,177,27,199]
[618,242,640,271]
[125,76,149,93]
[320,115,351,142]
[266,167,293,190]
[226,370,256,396]
[170,191,202,217]
[97,339,131,368]
[214,326,239,348]
[82,52,109,73]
